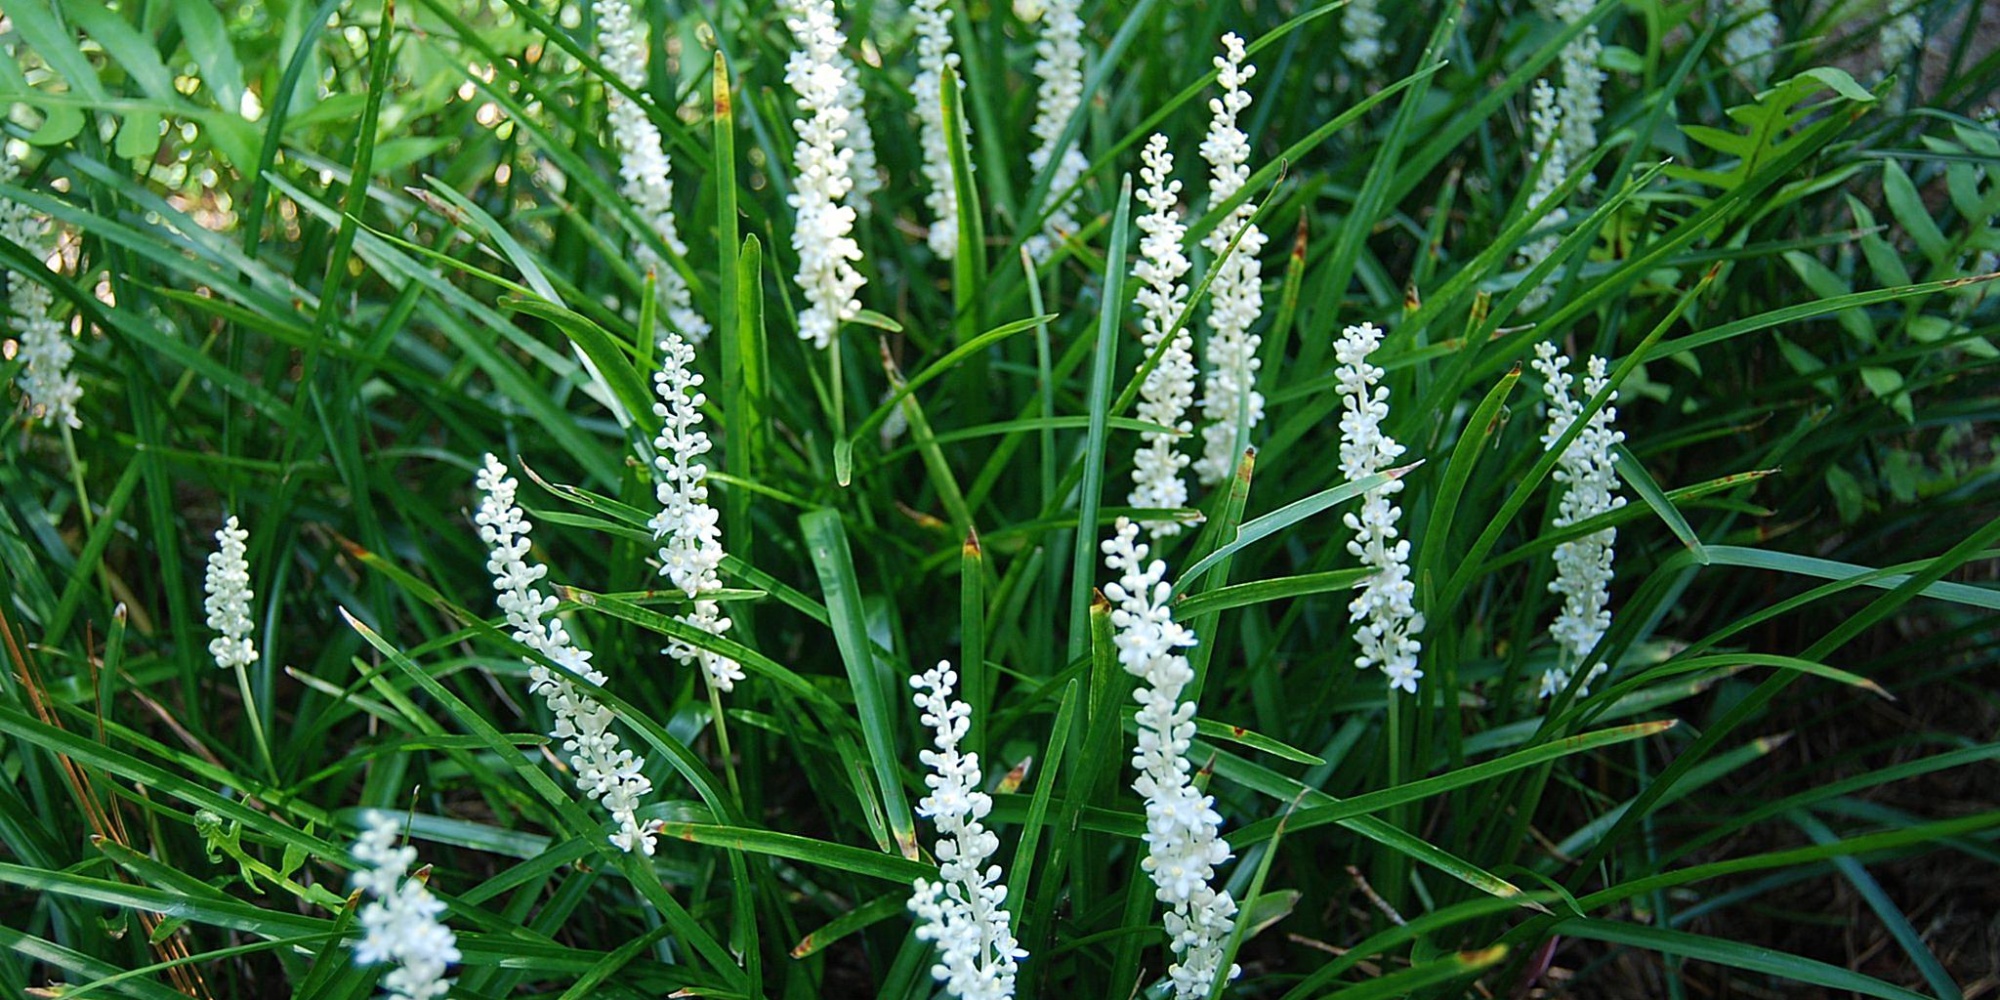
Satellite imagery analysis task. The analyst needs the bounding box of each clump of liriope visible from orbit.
[1194,33,1269,487]
[1102,518,1241,999]
[911,0,970,259]
[2,155,81,429]
[647,331,744,691]
[907,660,1027,1000]
[474,455,659,853]
[593,0,708,343]
[782,0,870,349]
[1333,323,1424,694]
[351,811,459,1000]
[1023,0,1089,260]
[1532,343,1626,698]
[1128,134,1196,538]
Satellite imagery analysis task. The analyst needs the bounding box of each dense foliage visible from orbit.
[1,0,1996,997]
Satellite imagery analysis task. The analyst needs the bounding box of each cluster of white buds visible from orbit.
[1024,0,1089,261]
[203,515,258,673]
[648,330,745,692]
[912,0,969,259]
[1341,0,1389,70]
[1101,518,1241,999]
[1531,343,1626,699]
[1876,6,1923,110]
[830,28,882,211]
[783,0,869,349]
[474,455,659,854]
[1514,78,1571,312]
[351,811,459,1000]
[1540,0,1604,181]
[2,156,81,429]
[1333,323,1425,694]
[594,0,710,345]
[1128,134,1196,537]
[907,661,1027,1000]
[1195,33,1268,488]
[1716,0,1778,87]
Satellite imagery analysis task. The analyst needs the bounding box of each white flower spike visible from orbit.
[204,516,258,673]
[1514,78,1571,312]
[351,811,459,1000]
[1102,519,1241,998]
[1717,0,1778,87]
[1342,0,1388,70]
[648,330,745,692]
[912,0,970,259]
[594,0,710,344]
[907,660,1027,1000]
[1531,343,1626,698]
[783,0,869,349]
[1334,322,1425,694]
[1539,0,1604,180]
[3,156,81,429]
[1128,134,1196,538]
[1195,33,1269,487]
[475,455,659,854]
[1024,0,1089,261]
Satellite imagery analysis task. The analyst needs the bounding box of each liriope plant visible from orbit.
[0,1,1996,999]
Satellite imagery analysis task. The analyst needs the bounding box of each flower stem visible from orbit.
[233,657,278,782]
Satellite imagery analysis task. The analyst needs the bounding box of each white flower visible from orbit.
[1878,9,1922,72]
[1876,8,1922,109]
[3,156,81,430]
[351,811,459,1000]
[1717,0,1778,86]
[594,0,710,345]
[831,36,882,212]
[648,331,745,692]
[1342,0,1388,69]
[475,455,659,854]
[1514,78,1572,313]
[204,515,258,673]
[783,0,869,349]
[1024,0,1089,262]
[907,661,1027,1000]
[1334,323,1425,694]
[1101,519,1241,999]
[1128,134,1196,538]
[1195,34,1268,487]
[1539,0,1604,179]
[1531,343,1626,698]
[912,0,970,259]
